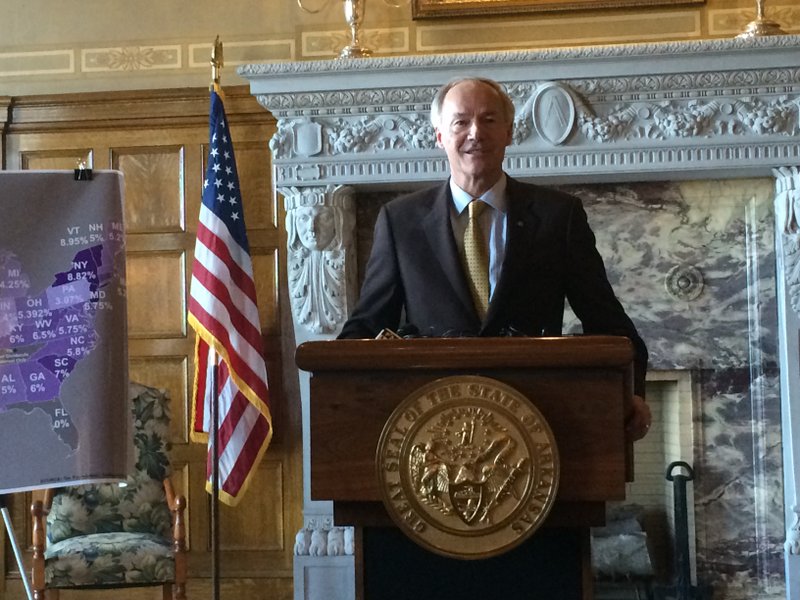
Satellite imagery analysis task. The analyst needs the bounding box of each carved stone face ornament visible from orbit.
[295,205,336,251]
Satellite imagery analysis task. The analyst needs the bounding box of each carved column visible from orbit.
[280,185,358,600]
[774,166,800,596]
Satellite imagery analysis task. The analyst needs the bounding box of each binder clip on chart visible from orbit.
[74,160,93,181]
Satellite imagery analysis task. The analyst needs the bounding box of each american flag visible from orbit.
[188,89,272,506]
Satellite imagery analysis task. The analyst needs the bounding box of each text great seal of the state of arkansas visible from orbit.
[376,375,560,559]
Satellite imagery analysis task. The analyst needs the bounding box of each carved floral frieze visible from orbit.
[259,69,800,165]
[270,114,436,159]
[579,96,799,142]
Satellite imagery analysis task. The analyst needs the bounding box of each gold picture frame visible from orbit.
[413,0,705,19]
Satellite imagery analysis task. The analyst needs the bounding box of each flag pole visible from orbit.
[191,33,273,597]
[210,360,220,600]
[209,36,223,600]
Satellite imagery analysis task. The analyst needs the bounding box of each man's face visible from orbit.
[435,81,513,195]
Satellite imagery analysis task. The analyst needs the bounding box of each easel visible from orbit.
[0,494,33,600]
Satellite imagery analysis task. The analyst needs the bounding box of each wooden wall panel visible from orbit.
[220,460,285,552]
[126,251,187,337]
[20,149,92,170]
[253,251,280,336]
[111,146,186,233]
[229,141,275,230]
[1,87,300,600]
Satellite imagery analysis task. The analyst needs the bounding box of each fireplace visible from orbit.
[240,34,800,600]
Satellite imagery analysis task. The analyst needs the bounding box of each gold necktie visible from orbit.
[463,200,490,319]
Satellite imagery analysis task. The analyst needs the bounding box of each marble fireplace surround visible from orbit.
[240,34,800,600]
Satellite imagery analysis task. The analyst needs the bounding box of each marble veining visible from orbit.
[569,180,782,596]
[564,179,778,370]
[352,179,783,598]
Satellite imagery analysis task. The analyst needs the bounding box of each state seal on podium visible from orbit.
[376,375,560,559]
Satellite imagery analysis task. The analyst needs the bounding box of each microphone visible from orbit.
[498,325,528,337]
[373,324,420,339]
[374,328,401,339]
[396,324,420,338]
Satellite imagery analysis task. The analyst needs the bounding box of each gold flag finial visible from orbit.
[210,36,224,92]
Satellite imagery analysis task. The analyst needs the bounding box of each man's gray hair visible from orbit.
[429,77,515,129]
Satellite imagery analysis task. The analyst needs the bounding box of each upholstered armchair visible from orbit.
[30,382,187,600]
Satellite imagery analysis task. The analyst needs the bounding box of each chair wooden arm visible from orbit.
[42,488,55,511]
[163,478,187,600]
[163,478,177,510]
[30,488,62,600]
[30,498,49,600]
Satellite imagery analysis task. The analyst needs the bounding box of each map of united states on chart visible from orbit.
[0,225,124,450]
[0,170,129,494]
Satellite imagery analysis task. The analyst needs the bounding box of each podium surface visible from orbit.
[296,335,634,528]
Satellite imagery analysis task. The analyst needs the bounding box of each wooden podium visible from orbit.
[296,335,634,599]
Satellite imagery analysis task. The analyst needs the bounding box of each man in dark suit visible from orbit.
[340,76,650,435]
[340,76,651,599]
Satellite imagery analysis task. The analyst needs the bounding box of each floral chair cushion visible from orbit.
[44,382,175,588]
[45,532,174,587]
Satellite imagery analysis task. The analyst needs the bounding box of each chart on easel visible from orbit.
[0,170,130,495]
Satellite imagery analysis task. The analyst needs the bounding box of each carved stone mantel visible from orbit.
[239,34,800,600]
[241,35,800,188]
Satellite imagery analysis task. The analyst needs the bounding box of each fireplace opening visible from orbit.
[592,372,697,596]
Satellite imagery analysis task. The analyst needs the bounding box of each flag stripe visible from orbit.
[195,213,259,305]
[190,336,209,438]
[188,300,269,405]
[190,259,263,359]
[205,364,270,499]
[223,409,271,496]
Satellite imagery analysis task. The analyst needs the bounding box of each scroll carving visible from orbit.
[774,166,800,316]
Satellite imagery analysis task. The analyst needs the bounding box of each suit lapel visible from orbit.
[422,182,477,318]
